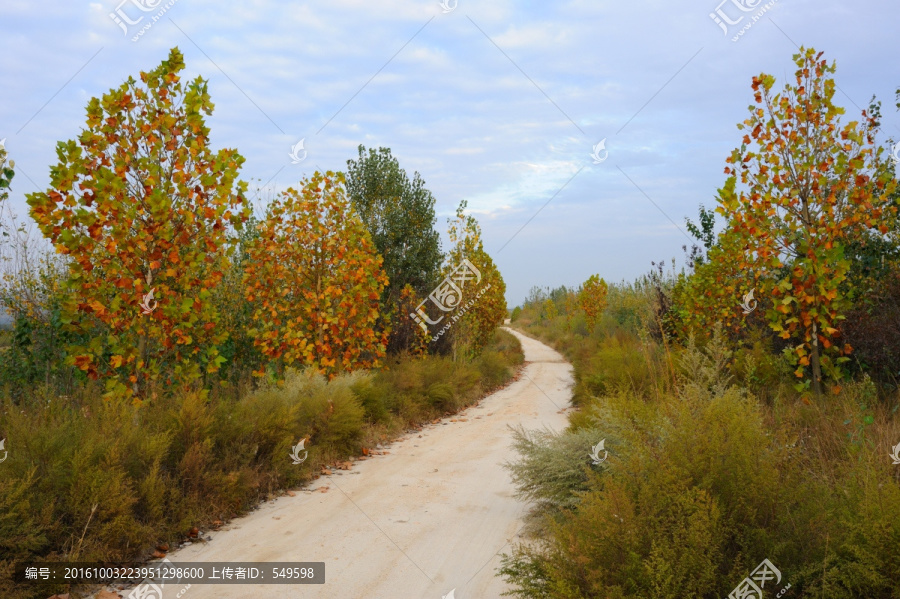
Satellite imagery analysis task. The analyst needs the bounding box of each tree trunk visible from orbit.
[135,333,146,398]
[810,321,823,397]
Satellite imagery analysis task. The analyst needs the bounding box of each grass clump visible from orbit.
[0,328,523,599]
[501,316,900,598]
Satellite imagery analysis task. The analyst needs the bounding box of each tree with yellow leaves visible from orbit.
[543,298,558,322]
[441,200,507,360]
[579,274,608,333]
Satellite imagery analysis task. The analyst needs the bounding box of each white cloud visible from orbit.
[1,0,897,305]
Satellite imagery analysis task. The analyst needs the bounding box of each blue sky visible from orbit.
[1,0,898,307]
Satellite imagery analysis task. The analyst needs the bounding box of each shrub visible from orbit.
[501,328,900,598]
[504,425,604,514]
[0,327,523,599]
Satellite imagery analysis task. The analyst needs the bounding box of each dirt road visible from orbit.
[135,329,572,599]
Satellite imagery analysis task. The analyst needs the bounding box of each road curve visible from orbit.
[133,329,572,599]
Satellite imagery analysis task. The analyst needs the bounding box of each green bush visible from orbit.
[0,329,523,599]
[501,329,900,598]
[505,425,604,514]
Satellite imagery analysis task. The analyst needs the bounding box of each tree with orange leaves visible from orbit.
[26,48,250,401]
[244,171,388,378]
[716,47,897,396]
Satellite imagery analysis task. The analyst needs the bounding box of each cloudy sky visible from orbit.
[1,0,898,306]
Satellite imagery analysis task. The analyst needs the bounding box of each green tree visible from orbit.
[685,204,718,267]
[26,47,250,401]
[213,214,266,381]
[345,145,442,351]
[716,48,897,396]
[564,289,578,331]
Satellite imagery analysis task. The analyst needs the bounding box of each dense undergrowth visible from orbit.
[501,288,900,599]
[0,329,522,599]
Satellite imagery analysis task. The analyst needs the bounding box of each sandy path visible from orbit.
[134,329,571,599]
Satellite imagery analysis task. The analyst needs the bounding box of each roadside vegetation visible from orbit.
[0,48,516,599]
[502,48,900,598]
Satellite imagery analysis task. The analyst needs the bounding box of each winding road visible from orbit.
[129,329,572,599]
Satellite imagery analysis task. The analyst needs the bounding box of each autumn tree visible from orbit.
[716,47,897,396]
[345,145,443,352]
[579,274,608,333]
[543,298,558,321]
[26,47,250,401]
[441,200,507,360]
[243,171,388,378]
[392,283,431,358]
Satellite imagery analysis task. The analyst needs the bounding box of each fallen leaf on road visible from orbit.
[97,591,121,599]
[318,487,329,493]
[151,550,166,559]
